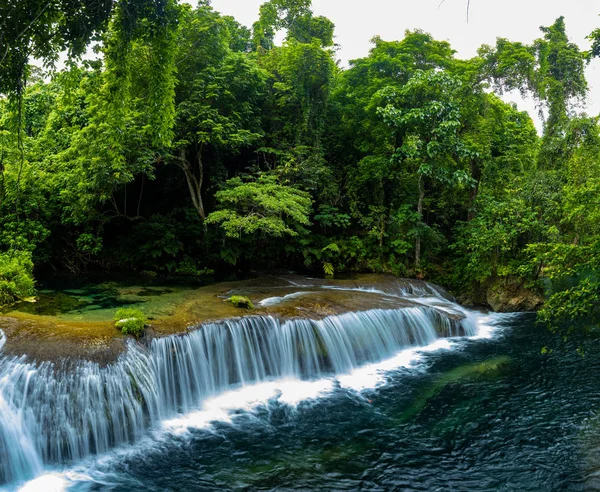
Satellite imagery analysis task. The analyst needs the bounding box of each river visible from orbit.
[2,283,600,491]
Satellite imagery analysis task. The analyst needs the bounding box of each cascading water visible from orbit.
[0,330,42,484]
[0,304,478,486]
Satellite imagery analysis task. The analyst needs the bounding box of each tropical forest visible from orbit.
[1,0,600,490]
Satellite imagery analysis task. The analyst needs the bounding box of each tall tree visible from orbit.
[377,70,473,269]
[174,4,266,225]
[481,17,588,168]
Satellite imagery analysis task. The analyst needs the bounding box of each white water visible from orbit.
[0,292,490,488]
[258,291,315,306]
[320,281,448,299]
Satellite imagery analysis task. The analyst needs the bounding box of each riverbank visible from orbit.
[457,276,544,313]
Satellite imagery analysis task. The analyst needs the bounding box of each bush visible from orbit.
[229,295,254,309]
[0,252,35,305]
[114,308,147,338]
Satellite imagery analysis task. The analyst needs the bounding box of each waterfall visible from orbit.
[0,305,477,485]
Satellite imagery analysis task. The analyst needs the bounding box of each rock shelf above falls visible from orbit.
[0,274,470,364]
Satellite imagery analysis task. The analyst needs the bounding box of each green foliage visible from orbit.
[2,2,600,345]
[314,205,350,230]
[114,308,147,338]
[207,174,312,239]
[376,69,475,269]
[322,261,335,277]
[174,4,267,222]
[590,26,600,59]
[206,173,312,266]
[229,295,254,309]
[481,17,588,168]
[538,277,600,336]
[453,191,541,286]
[526,241,600,337]
[377,70,474,180]
[252,0,312,48]
[0,252,35,305]
[175,258,214,279]
[0,0,113,96]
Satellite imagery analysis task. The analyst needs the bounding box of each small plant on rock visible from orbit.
[229,295,254,309]
[114,308,147,338]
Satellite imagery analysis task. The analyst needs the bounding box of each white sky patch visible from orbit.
[209,0,600,132]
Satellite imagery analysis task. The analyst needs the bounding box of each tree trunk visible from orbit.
[178,147,207,235]
[415,174,425,270]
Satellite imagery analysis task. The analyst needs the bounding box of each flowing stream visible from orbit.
[2,287,599,490]
[0,292,473,487]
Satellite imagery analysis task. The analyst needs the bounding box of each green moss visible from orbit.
[229,295,254,309]
[114,308,147,338]
[400,356,512,421]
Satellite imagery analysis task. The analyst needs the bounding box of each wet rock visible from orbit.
[485,277,544,313]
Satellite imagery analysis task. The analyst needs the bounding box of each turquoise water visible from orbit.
[3,282,196,322]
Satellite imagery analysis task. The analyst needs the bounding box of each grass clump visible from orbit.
[114,307,147,338]
[229,295,254,309]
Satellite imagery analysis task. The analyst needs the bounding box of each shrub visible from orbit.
[114,308,147,338]
[0,252,35,306]
[229,295,254,309]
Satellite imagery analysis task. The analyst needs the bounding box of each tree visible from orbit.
[252,0,312,49]
[206,174,312,265]
[173,4,267,225]
[327,31,458,273]
[590,25,600,59]
[0,0,182,273]
[257,38,336,192]
[377,70,473,269]
[449,95,540,292]
[0,0,112,96]
[526,117,600,337]
[481,17,588,168]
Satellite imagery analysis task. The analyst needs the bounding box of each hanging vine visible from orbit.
[0,0,181,245]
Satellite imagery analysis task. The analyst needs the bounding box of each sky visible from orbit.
[209,0,600,132]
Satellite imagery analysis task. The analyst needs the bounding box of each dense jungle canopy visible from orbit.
[1,0,600,337]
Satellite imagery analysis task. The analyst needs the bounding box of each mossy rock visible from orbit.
[114,308,147,338]
[229,295,254,309]
[486,277,544,312]
[400,356,512,421]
